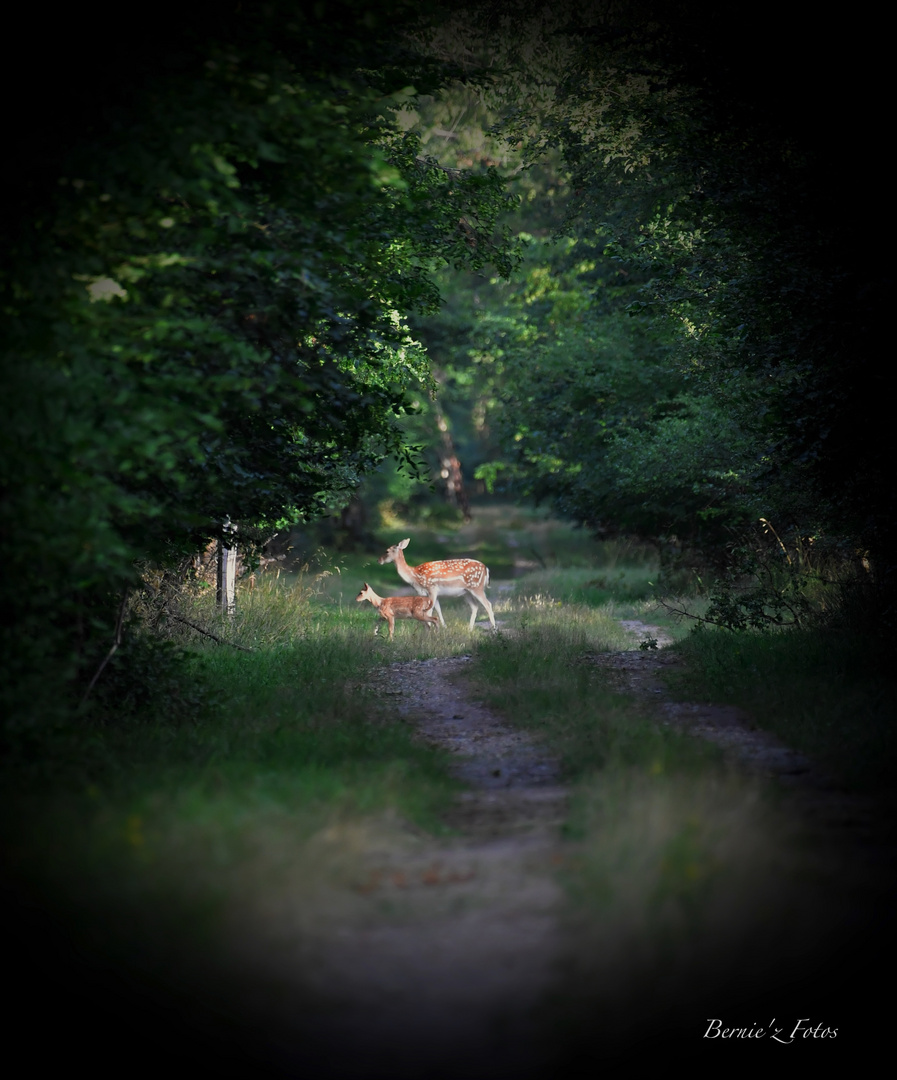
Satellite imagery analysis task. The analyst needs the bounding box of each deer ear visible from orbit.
[399,538,410,549]
[362,582,369,589]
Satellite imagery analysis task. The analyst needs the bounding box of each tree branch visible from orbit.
[80,589,129,706]
[162,608,255,651]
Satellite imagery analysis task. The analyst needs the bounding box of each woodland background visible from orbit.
[1,3,892,1067]
[3,1,889,727]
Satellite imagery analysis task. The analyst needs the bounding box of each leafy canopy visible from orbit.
[0,0,518,720]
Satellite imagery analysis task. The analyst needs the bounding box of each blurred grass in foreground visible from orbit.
[3,507,891,1063]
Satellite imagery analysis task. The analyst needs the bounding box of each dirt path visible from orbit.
[228,624,892,1074]
[243,655,573,1079]
[601,620,886,855]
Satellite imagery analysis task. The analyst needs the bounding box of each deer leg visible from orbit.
[430,594,446,628]
[465,594,479,630]
[482,595,496,629]
[471,588,496,629]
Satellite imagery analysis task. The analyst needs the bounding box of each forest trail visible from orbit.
[601,621,885,856]
[224,622,892,1075]
[265,653,573,1079]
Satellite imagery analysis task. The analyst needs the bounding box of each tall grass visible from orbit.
[466,592,885,1053]
[471,604,712,775]
[547,763,872,1061]
[671,626,897,800]
[1,575,470,1035]
[6,511,891,1063]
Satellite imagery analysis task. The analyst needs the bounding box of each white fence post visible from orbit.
[217,517,238,617]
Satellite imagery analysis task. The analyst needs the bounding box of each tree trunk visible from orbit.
[435,405,471,522]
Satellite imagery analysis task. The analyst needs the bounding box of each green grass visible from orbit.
[4,505,893,1062]
[462,582,886,1053]
[292,503,663,609]
[670,625,897,799]
[499,564,657,607]
[471,608,718,778]
[0,519,671,1013]
[0,608,468,992]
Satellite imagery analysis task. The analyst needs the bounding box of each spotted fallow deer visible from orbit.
[377,538,496,630]
[355,582,439,640]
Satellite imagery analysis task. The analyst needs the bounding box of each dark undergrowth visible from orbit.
[669,625,897,803]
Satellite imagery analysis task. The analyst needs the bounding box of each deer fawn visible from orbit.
[355,582,439,640]
[377,538,496,630]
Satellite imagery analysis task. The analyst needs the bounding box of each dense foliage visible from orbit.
[538,1,888,550]
[3,0,890,725]
[402,2,888,607]
[0,1,517,723]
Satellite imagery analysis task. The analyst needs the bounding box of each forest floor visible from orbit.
[286,650,568,1078]
[225,618,891,1076]
[594,622,886,859]
[229,639,569,1077]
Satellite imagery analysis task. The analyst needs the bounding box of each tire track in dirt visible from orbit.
[271,655,573,1079]
[599,620,888,857]
[236,625,891,1075]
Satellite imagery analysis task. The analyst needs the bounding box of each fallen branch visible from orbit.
[162,608,255,651]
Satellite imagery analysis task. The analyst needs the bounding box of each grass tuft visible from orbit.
[670,625,897,799]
